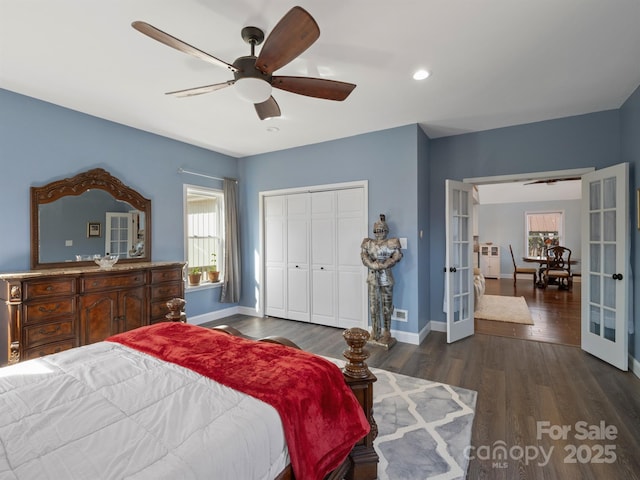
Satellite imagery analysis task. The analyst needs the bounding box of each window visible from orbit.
[525,211,563,256]
[185,185,224,284]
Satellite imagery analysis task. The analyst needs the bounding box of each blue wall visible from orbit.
[237,124,423,334]
[0,89,238,318]
[1,83,639,362]
[620,84,640,358]
[428,110,621,324]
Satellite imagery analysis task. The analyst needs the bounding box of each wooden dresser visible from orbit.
[0,262,185,365]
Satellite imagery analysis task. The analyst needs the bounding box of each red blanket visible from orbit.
[107,323,369,480]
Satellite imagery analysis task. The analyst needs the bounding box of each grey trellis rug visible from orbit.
[370,367,477,480]
[326,358,477,480]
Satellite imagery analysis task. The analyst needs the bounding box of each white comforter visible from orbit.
[0,342,289,479]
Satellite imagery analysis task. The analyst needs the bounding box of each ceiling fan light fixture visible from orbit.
[413,69,430,80]
[234,77,272,103]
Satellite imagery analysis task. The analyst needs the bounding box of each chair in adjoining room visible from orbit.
[543,246,572,289]
[509,244,537,286]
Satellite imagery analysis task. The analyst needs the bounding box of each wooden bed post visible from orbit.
[341,328,379,480]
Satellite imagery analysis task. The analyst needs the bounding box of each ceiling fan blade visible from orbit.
[256,7,320,75]
[524,176,581,185]
[132,21,238,72]
[272,76,356,101]
[166,81,235,97]
[255,96,281,120]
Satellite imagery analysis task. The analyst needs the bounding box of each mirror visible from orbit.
[31,168,152,269]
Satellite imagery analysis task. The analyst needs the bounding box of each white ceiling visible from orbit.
[2,1,639,158]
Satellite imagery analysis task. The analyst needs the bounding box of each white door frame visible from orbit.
[258,180,368,319]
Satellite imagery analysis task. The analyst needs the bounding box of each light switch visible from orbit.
[399,237,407,249]
[65,240,73,247]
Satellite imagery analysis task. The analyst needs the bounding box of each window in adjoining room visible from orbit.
[185,185,224,284]
[525,211,564,256]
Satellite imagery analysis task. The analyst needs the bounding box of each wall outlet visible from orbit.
[392,308,408,322]
[65,240,73,247]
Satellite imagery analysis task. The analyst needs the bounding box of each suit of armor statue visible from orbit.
[361,214,403,347]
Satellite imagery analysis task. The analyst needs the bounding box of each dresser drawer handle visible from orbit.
[38,325,62,336]
[92,281,100,287]
[38,304,62,314]
[45,285,54,291]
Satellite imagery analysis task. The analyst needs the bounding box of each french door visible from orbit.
[581,163,629,371]
[445,180,474,343]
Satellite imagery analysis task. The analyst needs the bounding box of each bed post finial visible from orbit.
[342,328,372,378]
[166,298,187,323]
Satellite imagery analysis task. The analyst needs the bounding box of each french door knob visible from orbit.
[449,267,457,273]
[612,273,623,280]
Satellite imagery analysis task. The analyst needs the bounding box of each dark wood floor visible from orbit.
[202,313,640,480]
[476,277,581,346]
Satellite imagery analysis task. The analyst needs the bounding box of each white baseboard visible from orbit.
[391,322,431,345]
[430,320,447,332]
[188,306,241,325]
[630,354,640,380]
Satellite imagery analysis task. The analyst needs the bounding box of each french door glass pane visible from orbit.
[604,309,616,342]
[603,211,616,242]
[590,274,600,304]
[603,177,616,209]
[590,212,600,241]
[590,244,601,271]
[590,305,601,335]
[589,181,601,210]
[460,191,468,215]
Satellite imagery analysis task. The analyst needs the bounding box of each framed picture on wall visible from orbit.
[87,222,101,238]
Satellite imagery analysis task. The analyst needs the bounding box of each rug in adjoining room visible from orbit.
[474,294,534,324]
[370,367,477,480]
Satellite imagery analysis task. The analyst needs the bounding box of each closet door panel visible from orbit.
[287,265,309,322]
[264,196,286,317]
[265,267,285,317]
[311,218,335,266]
[311,269,336,326]
[337,270,364,329]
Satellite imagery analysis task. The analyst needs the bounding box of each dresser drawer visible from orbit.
[23,278,76,300]
[150,268,183,284]
[24,298,76,324]
[81,272,145,292]
[150,282,183,301]
[24,319,76,348]
[23,339,76,361]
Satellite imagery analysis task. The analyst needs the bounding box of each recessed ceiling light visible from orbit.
[266,126,279,133]
[413,69,430,80]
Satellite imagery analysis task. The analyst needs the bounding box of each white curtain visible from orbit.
[220,178,241,303]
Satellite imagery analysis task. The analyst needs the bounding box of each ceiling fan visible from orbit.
[524,176,581,185]
[132,6,356,120]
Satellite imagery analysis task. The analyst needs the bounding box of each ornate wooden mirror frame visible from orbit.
[30,168,152,269]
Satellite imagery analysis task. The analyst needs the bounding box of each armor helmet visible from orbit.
[373,214,389,239]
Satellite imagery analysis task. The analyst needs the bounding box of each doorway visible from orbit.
[465,168,590,346]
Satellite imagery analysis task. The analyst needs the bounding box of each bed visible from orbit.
[0,314,378,479]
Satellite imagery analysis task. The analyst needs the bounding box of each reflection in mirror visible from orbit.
[31,168,151,269]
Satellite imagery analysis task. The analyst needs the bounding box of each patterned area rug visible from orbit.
[371,367,477,480]
[474,294,534,324]
[326,359,477,479]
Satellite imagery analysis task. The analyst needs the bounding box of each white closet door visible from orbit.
[286,194,310,322]
[336,188,366,329]
[311,191,337,326]
[264,196,286,318]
